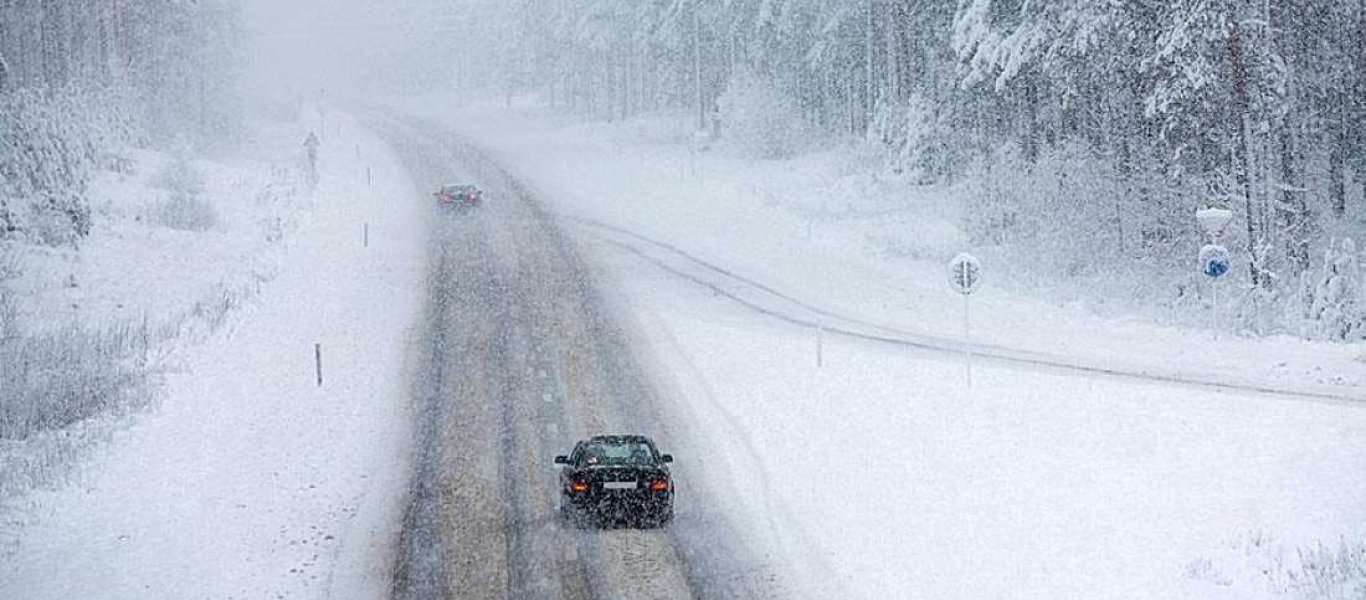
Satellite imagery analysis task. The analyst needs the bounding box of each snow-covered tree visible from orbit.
[717,68,807,159]
[0,0,243,243]
[444,0,1366,339]
[1308,238,1364,340]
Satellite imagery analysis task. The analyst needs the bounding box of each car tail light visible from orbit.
[650,478,669,493]
[570,480,589,494]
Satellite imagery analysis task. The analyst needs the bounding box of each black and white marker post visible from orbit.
[948,252,982,388]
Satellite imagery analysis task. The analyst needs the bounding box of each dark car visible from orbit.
[555,435,674,528]
[433,183,482,210]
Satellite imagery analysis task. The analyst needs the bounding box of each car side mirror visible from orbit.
[554,455,570,465]
[660,454,673,463]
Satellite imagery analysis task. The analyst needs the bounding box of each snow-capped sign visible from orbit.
[1196,207,1234,239]
[948,253,982,295]
[1199,244,1230,279]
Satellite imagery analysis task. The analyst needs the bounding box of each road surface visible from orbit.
[366,113,784,600]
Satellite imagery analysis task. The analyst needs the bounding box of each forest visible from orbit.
[0,0,241,244]
[2,0,1365,339]
[482,0,1366,339]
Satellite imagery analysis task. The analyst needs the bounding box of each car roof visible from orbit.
[583,434,653,445]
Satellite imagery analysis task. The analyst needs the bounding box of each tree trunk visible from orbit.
[1228,20,1262,287]
[1279,125,1310,273]
[890,0,913,102]
[692,6,705,131]
[1330,95,1347,217]
[1021,74,1039,163]
[863,0,875,135]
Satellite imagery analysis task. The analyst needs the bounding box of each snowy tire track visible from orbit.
[568,216,1366,406]
[367,112,788,600]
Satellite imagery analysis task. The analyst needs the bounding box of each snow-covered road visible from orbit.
[367,111,784,600]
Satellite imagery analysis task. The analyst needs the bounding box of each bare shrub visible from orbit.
[1187,536,1366,599]
[0,243,22,283]
[0,320,152,442]
[153,158,217,231]
[155,194,218,232]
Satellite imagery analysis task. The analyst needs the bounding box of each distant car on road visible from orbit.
[433,183,482,211]
[556,434,674,528]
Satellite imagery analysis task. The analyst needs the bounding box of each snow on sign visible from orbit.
[948,253,982,295]
[1199,244,1230,279]
[1196,207,1234,239]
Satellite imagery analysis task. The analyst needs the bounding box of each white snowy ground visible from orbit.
[6,123,307,332]
[605,249,1366,600]
[0,109,427,599]
[400,98,1366,398]
[402,98,1366,600]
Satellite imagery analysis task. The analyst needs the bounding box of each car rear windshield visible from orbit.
[580,441,656,466]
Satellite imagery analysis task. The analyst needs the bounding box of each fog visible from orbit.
[241,0,506,100]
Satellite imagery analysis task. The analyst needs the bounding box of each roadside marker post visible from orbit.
[1196,207,1233,340]
[816,325,824,368]
[315,343,323,387]
[1199,243,1230,339]
[948,253,983,388]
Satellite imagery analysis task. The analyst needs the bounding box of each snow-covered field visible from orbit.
[5,98,1362,599]
[4,120,315,332]
[600,245,1366,599]
[402,99,1366,599]
[1,109,428,599]
[403,99,1366,400]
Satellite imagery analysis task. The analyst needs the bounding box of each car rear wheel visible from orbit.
[560,503,591,530]
[656,507,674,528]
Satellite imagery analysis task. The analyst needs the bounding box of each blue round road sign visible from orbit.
[1199,244,1230,279]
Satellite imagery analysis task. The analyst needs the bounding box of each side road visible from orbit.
[0,110,429,600]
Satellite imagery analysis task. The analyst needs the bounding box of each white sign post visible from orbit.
[1196,208,1234,339]
[948,253,982,388]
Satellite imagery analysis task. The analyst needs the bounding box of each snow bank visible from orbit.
[0,108,427,599]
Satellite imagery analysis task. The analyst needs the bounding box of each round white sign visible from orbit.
[949,253,982,295]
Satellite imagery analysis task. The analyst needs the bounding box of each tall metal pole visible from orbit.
[1212,279,1220,341]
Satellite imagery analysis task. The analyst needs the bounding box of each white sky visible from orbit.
[239,0,474,98]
